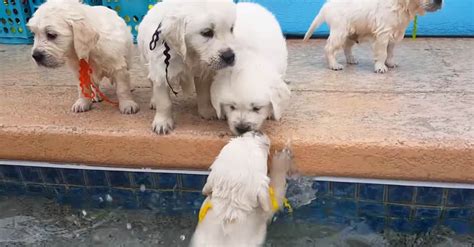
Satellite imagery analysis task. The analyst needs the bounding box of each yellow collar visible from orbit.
[198,187,292,223]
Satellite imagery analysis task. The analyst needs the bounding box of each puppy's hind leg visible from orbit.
[373,35,390,73]
[151,80,174,134]
[344,39,358,65]
[325,32,346,70]
[385,41,398,68]
[113,69,140,114]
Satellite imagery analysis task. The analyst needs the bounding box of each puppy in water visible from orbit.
[303,0,443,73]
[27,0,139,114]
[137,0,237,134]
[191,131,292,247]
[211,3,290,135]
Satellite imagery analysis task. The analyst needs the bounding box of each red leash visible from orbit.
[79,59,118,106]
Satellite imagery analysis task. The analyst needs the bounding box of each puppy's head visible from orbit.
[160,0,236,70]
[27,0,99,68]
[202,131,271,222]
[212,61,291,136]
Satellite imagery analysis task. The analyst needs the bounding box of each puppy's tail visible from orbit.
[303,7,326,41]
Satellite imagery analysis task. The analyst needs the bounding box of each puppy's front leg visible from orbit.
[269,148,293,209]
[385,41,398,68]
[151,80,174,134]
[72,82,93,113]
[344,39,358,65]
[325,33,345,71]
[373,35,390,73]
[195,73,217,120]
[113,69,139,114]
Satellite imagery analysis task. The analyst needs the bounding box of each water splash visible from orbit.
[285,175,317,208]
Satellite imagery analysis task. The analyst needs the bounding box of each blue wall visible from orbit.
[242,0,474,37]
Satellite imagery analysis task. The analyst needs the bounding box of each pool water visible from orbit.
[1,195,472,247]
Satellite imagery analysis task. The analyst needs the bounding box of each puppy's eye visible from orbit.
[230,26,234,33]
[229,105,236,111]
[201,28,214,38]
[252,106,261,112]
[46,32,57,40]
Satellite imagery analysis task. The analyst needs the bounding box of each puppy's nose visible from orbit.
[434,0,442,5]
[235,124,250,135]
[32,51,44,62]
[220,49,235,65]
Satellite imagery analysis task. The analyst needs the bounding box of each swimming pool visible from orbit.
[1,161,473,246]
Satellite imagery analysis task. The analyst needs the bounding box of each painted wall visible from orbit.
[241,0,474,37]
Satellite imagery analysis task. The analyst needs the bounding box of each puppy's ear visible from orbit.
[202,180,212,196]
[257,185,272,213]
[161,16,187,59]
[68,19,99,60]
[215,103,224,120]
[270,80,291,120]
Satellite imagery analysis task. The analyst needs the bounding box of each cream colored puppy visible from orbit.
[211,3,290,135]
[191,131,292,247]
[27,0,139,114]
[304,0,443,73]
[137,0,236,134]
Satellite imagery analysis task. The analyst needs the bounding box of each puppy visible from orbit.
[27,0,139,114]
[211,3,290,135]
[303,0,443,73]
[137,0,236,134]
[191,131,292,247]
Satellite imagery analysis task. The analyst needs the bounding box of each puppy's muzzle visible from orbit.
[219,48,235,66]
[424,0,442,12]
[32,50,45,63]
[235,123,251,135]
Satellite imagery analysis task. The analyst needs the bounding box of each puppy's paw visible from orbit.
[119,100,140,114]
[374,63,389,74]
[385,59,398,68]
[152,115,174,135]
[92,95,102,103]
[71,98,92,113]
[272,148,293,174]
[329,63,344,71]
[346,56,359,65]
[198,105,218,120]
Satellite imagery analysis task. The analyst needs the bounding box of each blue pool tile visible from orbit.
[110,188,138,209]
[412,219,437,233]
[388,218,414,233]
[332,199,357,217]
[156,173,178,190]
[332,182,356,198]
[107,171,131,187]
[416,187,443,205]
[0,165,21,181]
[181,174,207,191]
[388,205,412,218]
[45,185,67,201]
[362,215,385,232]
[445,208,473,219]
[388,185,414,204]
[359,184,384,201]
[313,181,329,195]
[85,170,108,186]
[443,219,473,234]
[414,207,441,218]
[20,167,43,183]
[132,172,154,188]
[42,168,64,184]
[64,186,88,208]
[182,191,205,211]
[447,189,474,207]
[139,191,176,212]
[62,169,85,186]
[358,202,385,217]
[26,184,45,195]
[3,182,26,195]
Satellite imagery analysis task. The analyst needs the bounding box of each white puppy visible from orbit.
[27,0,139,114]
[303,0,443,73]
[191,131,292,247]
[137,0,236,134]
[211,3,290,135]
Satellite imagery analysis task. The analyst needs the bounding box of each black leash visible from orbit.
[149,23,179,96]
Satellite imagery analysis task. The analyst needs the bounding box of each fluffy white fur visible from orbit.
[27,0,139,114]
[137,0,237,134]
[211,3,290,135]
[191,131,292,247]
[303,0,443,73]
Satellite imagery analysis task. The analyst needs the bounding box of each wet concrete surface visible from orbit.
[0,39,473,182]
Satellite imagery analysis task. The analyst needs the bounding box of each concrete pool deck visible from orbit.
[0,38,473,183]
